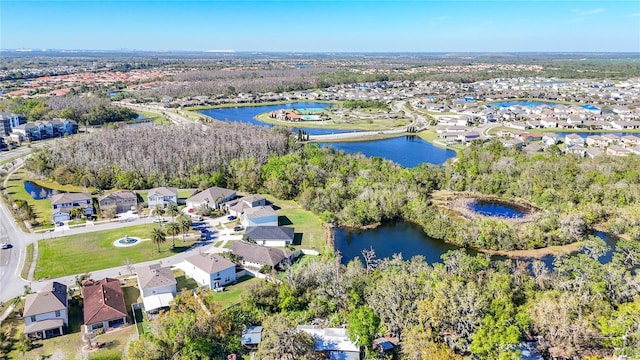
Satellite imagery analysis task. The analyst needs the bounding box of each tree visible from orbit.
[347,305,380,349]
[167,221,180,248]
[166,202,179,222]
[151,205,165,221]
[178,214,191,242]
[16,337,31,359]
[151,227,166,253]
[256,314,319,360]
[69,206,84,219]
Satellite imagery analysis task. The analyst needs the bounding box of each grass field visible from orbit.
[417,130,465,151]
[22,243,34,279]
[35,223,199,279]
[264,195,328,253]
[255,112,410,131]
[203,275,261,308]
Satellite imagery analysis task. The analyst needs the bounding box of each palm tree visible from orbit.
[150,227,166,253]
[167,222,180,248]
[166,202,179,223]
[177,214,192,242]
[151,205,165,221]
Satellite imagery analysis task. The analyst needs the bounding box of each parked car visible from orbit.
[233,225,243,232]
[227,215,236,221]
[0,242,10,249]
[152,218,167,223]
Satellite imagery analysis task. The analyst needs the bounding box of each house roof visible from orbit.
[297,326,360,353]
[187,186,235,204]
[243,206,277,219]
[142,293,174,312]
[245,226,294,242]
[148,187,178,197]
[98,190,137,203]
[136,263,176,290]
[185,253,235,274]
[23,281,67,317]
[50,192,92,206]
[230,241,292,267]
[242,326,263,345]
[23,319,65,334]
[82,278,127,325]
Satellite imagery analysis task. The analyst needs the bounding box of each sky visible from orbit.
[1,0,639,52]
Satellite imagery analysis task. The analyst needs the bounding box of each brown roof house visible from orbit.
[186,186,236,210]
[177,253,236,290]
[23,282,68,339]
[83,278,127,334]
[136,263,177,313]
[230,241,293,269]
[97,190,137,214]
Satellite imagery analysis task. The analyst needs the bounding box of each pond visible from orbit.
[334,221,617,268]
[198,102,356,135]
[24,180,55,200]
[469,200,526,219]
[488,100,599,110]
[321,135,457,166]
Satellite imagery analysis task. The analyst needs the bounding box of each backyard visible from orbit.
[267,196,328,252]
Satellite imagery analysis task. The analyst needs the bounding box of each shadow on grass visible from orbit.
[293,233,303,246]
[278,216,293,226]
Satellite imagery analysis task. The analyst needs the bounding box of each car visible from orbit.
[233,225,243,232]
[152,218,167,223]
[57,222,64,227]
[227,215,237,221]
[0,242,10,249]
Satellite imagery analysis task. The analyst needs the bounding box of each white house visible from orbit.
[564,133,585,146]
[244,226,295,247]
[50,192,94,223]
[186,186,236,210]
[230,241,293,269]
[180,253,236,290]
[147,187,178,209]
[226,194,267,217]
[297,325,360,360]
[23,282,68,339]
[241,206,278,227]
[136,264,177,313]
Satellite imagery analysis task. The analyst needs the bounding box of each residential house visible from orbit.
[12,123,41,141]
[621,135,640,147]
[136,264,177,313]
[565,134,586,146]
[606,145,631,157]
[186,186,236,210]
[585,148,604,159]
[586,135,608,148]
[0,112,26,136]
[230,241,293,269]
[244,226,295,247]
[297,325,361,360]
[50,192,94,223]
[83,278,127,334]
[241,206,278,227]
[34,121,54,138]
[180,253,236,290]
[517,133,542,143]
[23,282,68,339]
[50,118,78,136]
[242,326,263,348]
[542,133,559,146]
[524,144,544,153]
[566,145,587,157]
[501,138,524,149]
[602,133,620,145]
[226,194,267,217]
[147,187,178,209]
[456,131,481,144]
[98,190,137,214]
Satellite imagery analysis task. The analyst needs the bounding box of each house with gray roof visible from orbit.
[23,282,68,339]
[136,263,177,313]
[186,186,236,210]
[147,187,178,209]
[241,206,278,227]
[98,190,137,214]
[179,253,236,290]
[244,226,294,247]
[230,241,293,269]
[50,192,94,223]
[226,194,267,217]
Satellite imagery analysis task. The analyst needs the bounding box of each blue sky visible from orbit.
[2,1,639,52]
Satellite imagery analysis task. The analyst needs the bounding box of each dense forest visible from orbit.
[0,96,137,125]
[26,127,640,251]
[129,247,640,359]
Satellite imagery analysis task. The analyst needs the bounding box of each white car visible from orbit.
[0,242,9,249]
[152,218,167,223]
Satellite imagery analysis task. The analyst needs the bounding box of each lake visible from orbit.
[321,136,457,166]
[198,102,357,135]
[334,221,617,268]
[24,181,55,200]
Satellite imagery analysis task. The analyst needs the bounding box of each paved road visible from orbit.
[113,102,191,125]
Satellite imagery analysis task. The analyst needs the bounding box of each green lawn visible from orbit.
[417,130,465,151]
[255,113,411,131]
[203,275,262,308]
[263,196,328,252]
[35,223,200,279]
[173,269,199,292]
